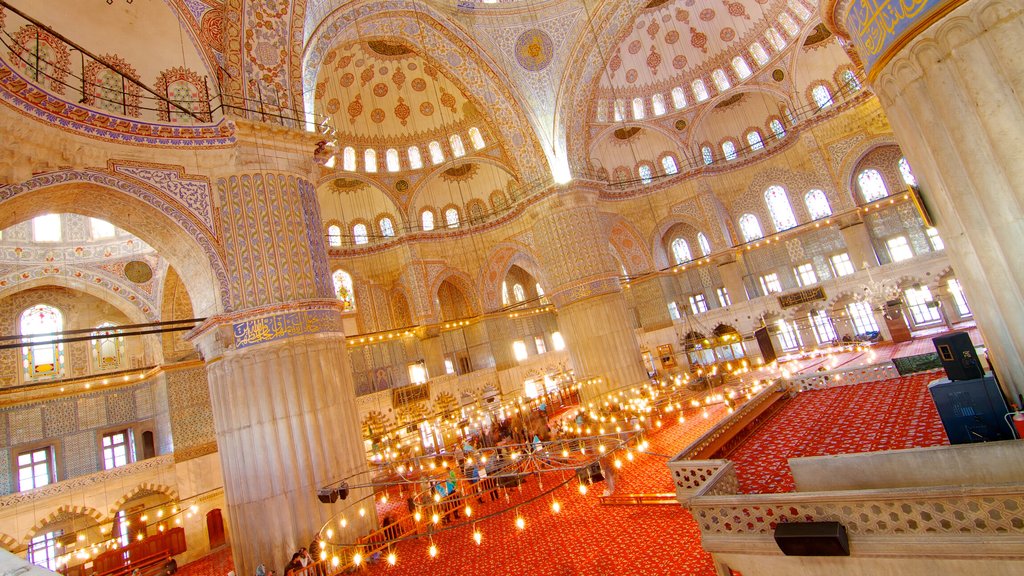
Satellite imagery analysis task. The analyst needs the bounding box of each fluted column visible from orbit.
[531,185,648,399]
[192,121,372,575]
[195,313,373,576]
[839,220,879,270]
[826,0,1024,396]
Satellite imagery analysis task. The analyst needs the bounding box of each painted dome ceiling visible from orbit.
[597,0,795,97]
[313,40,483,146]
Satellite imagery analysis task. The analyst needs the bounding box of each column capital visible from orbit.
[189,300,347,359]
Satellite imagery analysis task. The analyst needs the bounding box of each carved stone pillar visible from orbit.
[192,123,373,575]
[717,257,749,304]
[531,185,648,399]
[839,219,879,270]
[826,0,1024,396]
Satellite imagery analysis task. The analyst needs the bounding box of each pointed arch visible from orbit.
[478,242,545,312]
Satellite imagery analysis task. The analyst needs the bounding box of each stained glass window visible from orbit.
[21,304,63,380]
[632,97,646,120]
[327,224,342,247]
[765,185,798,231]
[429,141,445,164]
[698,232,711,256]
[692,79,710,102]
[450,134,466,158]
[343,147,356,171]
[671,238,692,264]
[805,189,832,219]
[92,322,123,371]
[858,169,889,202]
[722,140,738,161]
[513,283,526,303]
[811,84,833,109]
[445,207,460,228]
[651,93,666,116]
[770,119,786,139]
[899,157,917,187]
[662,155,679,175]
[422,210,435,231]
[711,69,731,92]
[701,146,713,165]
[469,127,486,150]
[732,56,752,79]
[638,164,653,184]
[353,223,368,245]
[749,42,770,66]
[739,214,763,242]
[332,270,356,311]
[747,130,764,151]
[379,217,395,237]
[408,146,423,169]
[364,149,378,173]
[671,87,687,109]
[385,148,400,172]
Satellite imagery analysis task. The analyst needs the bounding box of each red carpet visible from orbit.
[728,370,949,494]
[175,548,233,576]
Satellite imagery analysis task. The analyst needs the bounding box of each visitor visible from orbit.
[283,553,303,576]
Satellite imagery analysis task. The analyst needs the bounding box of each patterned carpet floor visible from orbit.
[728,370,950,494]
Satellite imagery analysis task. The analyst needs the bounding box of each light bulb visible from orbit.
[414,511,422,522]
[331,556,339,567]
[515,517,525,530]
[431,513,440,524]
[551,501,561,513]
[352,553,362,566]
[429,544,438,558]
[465,506,473,517]
[473,531,482,545]
[387,553,397,565]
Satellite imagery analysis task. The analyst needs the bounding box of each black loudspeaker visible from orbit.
[576,462,604,484]
[774,522,850,556]
[754,326,776,364]
[933,332,984,381]
[317,488,338,504]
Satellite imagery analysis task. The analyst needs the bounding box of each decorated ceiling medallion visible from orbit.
[395,180,410,192]
[514,29,554,72]
[332,178,365,193]
[771,69,785,82]
[124,261,153,284]
[674,119,688,131]
[714,93,745,109]
[367,40,414,57]
[803,24,833,47]
[613,126,642,140]
[440,163,479,182]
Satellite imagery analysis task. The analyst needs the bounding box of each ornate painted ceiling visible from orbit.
[596,0,794,98]
[313,40,483,147]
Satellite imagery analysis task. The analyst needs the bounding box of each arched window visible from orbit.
[421,210,435,231]
[661,155,679,175]
[513,283,526,303]
[327,224,342,247]
[332,270,356,311]
[739,214,764,242]
[364,149,378,173]
[732,56,752,79]
[766,27,787,51]
[92,322,124,371]
[671,87,687,109]
[651,93,666,116]
[711,69,731,92]
[91,218,116,239]
[379,217,395,237]
[692,79,710,102]
[841,69,861,93]
[450,134,466,158]
[701,146,714,165]
[155,67,211,123]
[899,157,917,187]
[596,100,608,122]
[747,130,764,151]
[501,281,510,306]
[429,141,445,164]
[789,0,812,21]
[352,223,369,245]
[21,304,64,380]
[632,97,646,120]
[770,119,786,139]
[343,147,356,171]
[385,148,400,172]
[613,100,626,122]
[468,127,486,150]
[804,189,832,219]
[778,12,800,37]
[765,185,798,231]
[408,146,423,169]
[33,215,61,242]
[811,85,833,109]
[697,232,712,256]
[445,207,460,228]
[638,164,653,184]
[722,140,738,161]
[749,42,770,66]
[858,169,889,202]
[671,238,692,264]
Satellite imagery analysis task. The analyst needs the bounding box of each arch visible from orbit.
[408,156,519,212]
[0,272,158,324]
[430,268,480,321]
[836,137,901,205]
[685,86,796,150]
[649,213,712,270]
[303,4,547,180]
[607,215,656,276]
[107,483,180,518]
[0,170,228,315]
[478,242,545,312]
[23,505,105,546]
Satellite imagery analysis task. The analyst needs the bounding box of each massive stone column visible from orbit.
[191,122,372,576]
[838,217,879,270]
[531,185,648,399]
[717,255,750,304]
[826,0,1024,397]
